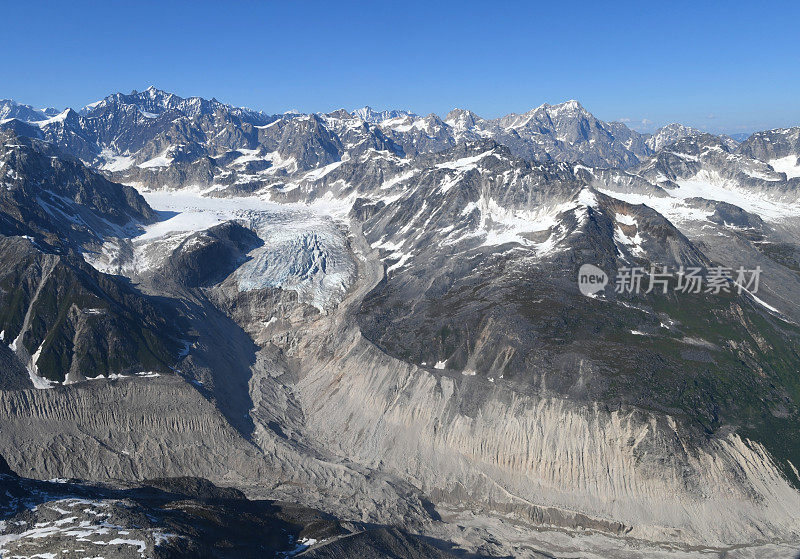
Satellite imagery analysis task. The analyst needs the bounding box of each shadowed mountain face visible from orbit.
[0,236,181,384]
[0,461,456,559]
[0,131,155,248]
[0,132,181,384]
[738,127,800,163]
[1,88,800,558]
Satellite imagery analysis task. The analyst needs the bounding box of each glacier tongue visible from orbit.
[237,211,356,311]
[86,188,357,311]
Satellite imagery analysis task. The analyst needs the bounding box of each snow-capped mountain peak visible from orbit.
[352,105,416,124]
[0,99,51,123]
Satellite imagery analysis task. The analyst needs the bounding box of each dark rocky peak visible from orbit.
[0,131,155,246]
[159,221,263,288]
[0,118,44,140]
[325,108,353,120]
[737,126,800,162]
[668,132,734,154]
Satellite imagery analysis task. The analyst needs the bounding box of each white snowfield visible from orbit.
[88,187,357,311]
[769,155,800,179]
[598,169,800,225]
[672,170,800,220]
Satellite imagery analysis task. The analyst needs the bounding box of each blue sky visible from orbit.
[3,0,798,134]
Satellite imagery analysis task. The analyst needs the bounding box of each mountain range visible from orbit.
[0,87,799,558]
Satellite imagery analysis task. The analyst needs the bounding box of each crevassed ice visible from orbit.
[88,189,357,312]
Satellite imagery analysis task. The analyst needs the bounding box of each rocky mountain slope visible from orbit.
[0,132,182,385]
[1,88,799,558]
[0,458,455,559]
